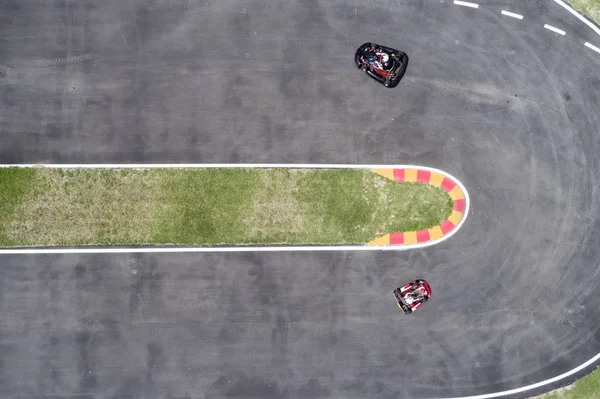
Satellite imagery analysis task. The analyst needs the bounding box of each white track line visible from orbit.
[551,0,600,37]
[544,24,566,35]
[0,246,434,254]
[501,10,523,20]
[437,351,600,399]
[453,0,479,8]
[0,163,458,170]
[0,163,470,254]
[585,41,600,54]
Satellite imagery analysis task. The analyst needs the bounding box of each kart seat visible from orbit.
[362,50,376,59]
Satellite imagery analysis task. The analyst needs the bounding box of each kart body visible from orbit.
[354,42,409,88]
[393,279,431,314]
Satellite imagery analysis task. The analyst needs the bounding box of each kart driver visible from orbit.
[404,291,422,305]
[366,50,389,69]
[377,52,389,67]
[405,286,427,305]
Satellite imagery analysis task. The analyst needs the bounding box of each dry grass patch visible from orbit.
[4,169,163,246]
[240,169,312,242]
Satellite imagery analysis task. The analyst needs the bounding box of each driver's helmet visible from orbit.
[380,53,389,63]
[416,286,428,297]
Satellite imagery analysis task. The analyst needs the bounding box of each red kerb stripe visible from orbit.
[416,229,430,242]
[393,169,405,182]
[440,177,456,192]
[417,170,431,183]
[453,199,465,212]
[390,232,404,244]
[439,220,455,234]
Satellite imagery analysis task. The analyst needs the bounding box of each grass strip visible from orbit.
[568,0,600,24]
[0,167,453,247]
[529,366,600,399]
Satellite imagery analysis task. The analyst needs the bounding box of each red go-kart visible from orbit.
[393,279,431,314]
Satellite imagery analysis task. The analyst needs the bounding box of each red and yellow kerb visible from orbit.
[368,168,467,246]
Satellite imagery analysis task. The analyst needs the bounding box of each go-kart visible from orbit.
[393,279,431,314]
[354,42,409,88]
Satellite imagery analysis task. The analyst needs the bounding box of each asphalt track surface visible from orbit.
[1,0,600,398]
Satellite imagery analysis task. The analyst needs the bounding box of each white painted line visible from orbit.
[544,24,566,35]
[551,0,600,38]
[436,351,600,399]
[0,163,465,174]
[0,164,470,254]
[585,41,600,54]
[501,10,523,20]
[453,0,479,9]
[0,245,436,254]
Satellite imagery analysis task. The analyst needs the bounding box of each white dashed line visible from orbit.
[544,24,566,35]
[453,1,479,9]
[585,42,600,54]
[501,10,523,20]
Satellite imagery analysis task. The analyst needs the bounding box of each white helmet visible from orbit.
[381,53,389,63]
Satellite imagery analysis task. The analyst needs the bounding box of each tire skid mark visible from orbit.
[38,101,109,118]
[1,102,109,132]
[0,53,94,77]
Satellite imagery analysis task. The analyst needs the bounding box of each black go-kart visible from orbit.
[354,42,409,88]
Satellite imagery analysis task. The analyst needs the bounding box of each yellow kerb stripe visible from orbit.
[448,185,465,200]
[428,225,444,240]
[403,231,417,244]
[373,169,394,181]
[368,234,390,246]
[404,169,418,182]
[428,172,445,187]
[447,210,463,225]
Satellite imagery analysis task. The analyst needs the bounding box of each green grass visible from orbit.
[528,366,600,399]
[0,167,453,247]
[569,0,600,24]
[0,167,37,245]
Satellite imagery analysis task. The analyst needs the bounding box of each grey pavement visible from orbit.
[1,0,600,398]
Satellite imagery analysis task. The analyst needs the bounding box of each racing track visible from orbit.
[1,0,600,398]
